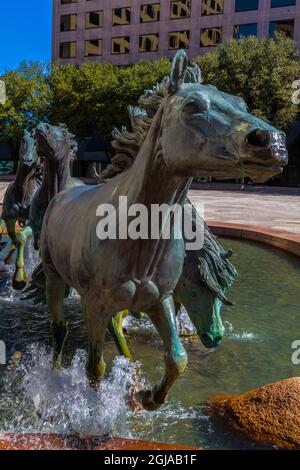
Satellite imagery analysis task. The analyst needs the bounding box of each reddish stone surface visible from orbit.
[209,221,300,259]
[210,377,300,449]
[0,434,198,451]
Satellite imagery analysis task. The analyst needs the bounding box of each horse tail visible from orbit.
[22,262,71,305]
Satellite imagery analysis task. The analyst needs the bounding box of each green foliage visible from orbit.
[196,34,300,131]
[0,35,299,155]
[0,61,50,146]
[48,59,169,136]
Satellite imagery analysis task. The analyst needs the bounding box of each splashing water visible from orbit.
[0,345,138,437]
[0,238,39,302]
[177,307,197,336]
[224,321,261,342]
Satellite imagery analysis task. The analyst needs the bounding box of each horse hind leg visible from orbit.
[46,268,68,370]
[12,225,33,290]
[82,296,110,385]
[3,219,17,265]
[136,295,188,411]
[0,217,6,247]
[108,310,133,362]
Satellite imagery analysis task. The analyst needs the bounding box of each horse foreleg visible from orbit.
[4,219,17,265]
[12,225,33,290]
[108,310,133,361]
[83,296,110,385]
[0,218,7,254]
[0,217,5,242]
[46,269,68,370]
[136,295,188,411]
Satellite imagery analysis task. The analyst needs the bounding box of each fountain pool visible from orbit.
[0,238,299,449]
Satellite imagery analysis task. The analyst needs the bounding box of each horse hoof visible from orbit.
[134,390,163,411]
[12,280,27,291]
[127,397,144,412]
[12,277,28,291]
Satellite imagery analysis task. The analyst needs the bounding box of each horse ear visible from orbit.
[169,49,189,94]
[191,62,203,84]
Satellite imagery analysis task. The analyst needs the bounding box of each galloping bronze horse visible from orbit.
[0,130,41,265]
[13,123,83,290]
[37,51,287,410]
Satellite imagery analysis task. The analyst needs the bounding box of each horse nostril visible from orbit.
[246,129,270,148]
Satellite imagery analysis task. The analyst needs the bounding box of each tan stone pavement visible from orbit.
[189,188,300,235]
[0,183,7,203]
[1,180,300,235]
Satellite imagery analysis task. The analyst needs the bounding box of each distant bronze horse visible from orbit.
[38,51,287,410]
[13,123,83,290]
[0,130,41,265]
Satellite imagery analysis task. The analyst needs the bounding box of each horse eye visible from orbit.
[184,102,204,115]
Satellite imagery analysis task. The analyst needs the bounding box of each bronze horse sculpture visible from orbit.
[107,204,237,362]
[26,201,237,356]
[33,51,287,410]
[0,130,41,265]
[12,123,83,290]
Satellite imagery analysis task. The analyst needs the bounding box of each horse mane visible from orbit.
[58,123,78,161]
[183,203,237,305]
[197,223,237,305]
[100,63,202,181]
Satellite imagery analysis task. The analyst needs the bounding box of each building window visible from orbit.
[112,7,131,26]
[85,39,102,57]
[234,23,257,39]
[170,1,191,19]
[200,27,222,47]
[112,36,130,54]
[269,19,294,38]
[140,3,160,23]
[235,0,259,12]
[169,30,190,49]
[60,14,77,32]
[139,33,159,52]
[202,0,224,16]
[86,11,103,29]
[60,42,76,59]
[271,0,296,7]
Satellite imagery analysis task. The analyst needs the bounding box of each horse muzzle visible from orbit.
[243,129,288,183]
[200,332,223,349]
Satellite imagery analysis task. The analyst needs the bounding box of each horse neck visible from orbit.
[109,113,192,280]
[13,162,36,202]
[120,107,192,208]
[40,149,71,203]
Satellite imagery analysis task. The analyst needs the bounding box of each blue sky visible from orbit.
[0,0,52,74]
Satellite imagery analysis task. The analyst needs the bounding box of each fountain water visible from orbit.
[0,238,299,449]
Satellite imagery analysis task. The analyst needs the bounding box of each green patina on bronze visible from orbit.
[22,50,287,410]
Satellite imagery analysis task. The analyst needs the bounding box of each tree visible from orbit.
[0,61,49,159]
[47,59,170,137]
[196,34,300,131]
[0,35,299,154]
